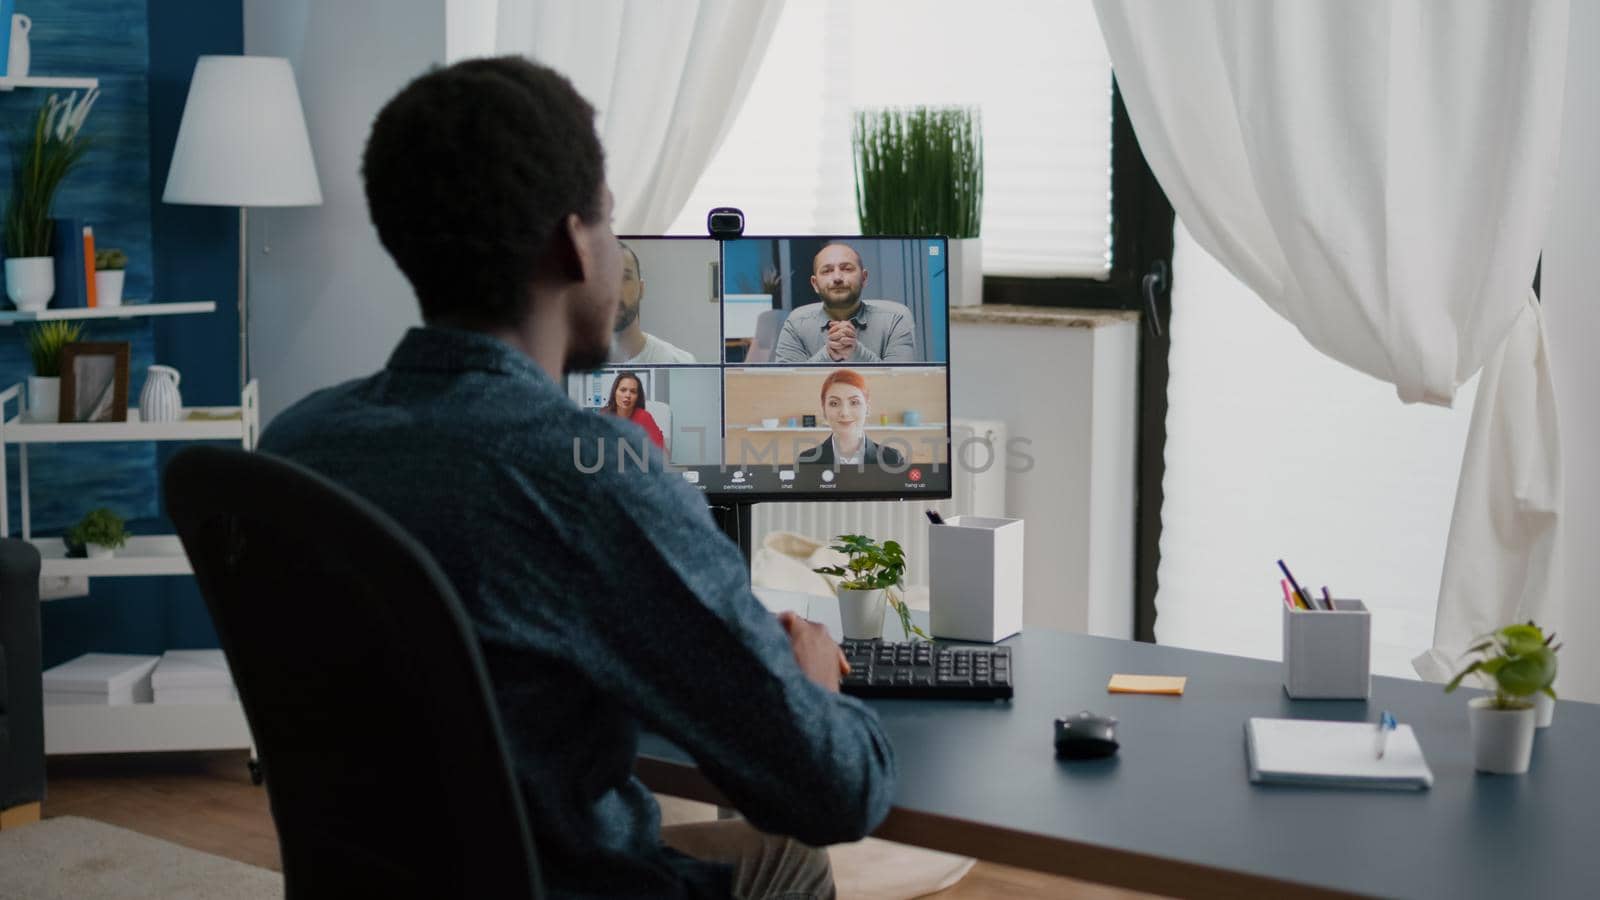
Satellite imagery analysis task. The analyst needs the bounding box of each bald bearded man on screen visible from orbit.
[773,243,919,363]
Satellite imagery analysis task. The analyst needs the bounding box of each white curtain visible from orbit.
[1092,0,1569,679]
[484,0,783,233]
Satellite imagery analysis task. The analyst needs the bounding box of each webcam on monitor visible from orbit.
[706,207,745,239]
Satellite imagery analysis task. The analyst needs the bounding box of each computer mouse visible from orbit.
[1054,711,1119,759]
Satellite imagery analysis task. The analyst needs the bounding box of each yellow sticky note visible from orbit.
[1108,674,1187,695]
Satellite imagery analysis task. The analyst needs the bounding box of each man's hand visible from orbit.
[777,610,850,693]
[825,320,857,361]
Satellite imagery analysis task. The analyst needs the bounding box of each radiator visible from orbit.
[751,419,1007,587]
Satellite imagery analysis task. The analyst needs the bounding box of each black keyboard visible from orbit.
[838,639,1013,700]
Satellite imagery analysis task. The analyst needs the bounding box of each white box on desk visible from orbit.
[928,516,1023,643]
[1282,600,1371,699]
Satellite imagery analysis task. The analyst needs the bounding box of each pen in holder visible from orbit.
[1282,599,1371,699]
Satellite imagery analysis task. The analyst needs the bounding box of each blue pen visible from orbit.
[1374,711,1397,759]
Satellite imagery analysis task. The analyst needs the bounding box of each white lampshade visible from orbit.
[163,55,322,207]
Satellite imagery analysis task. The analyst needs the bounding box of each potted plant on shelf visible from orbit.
[65,507,128,560]
[814,534,930,641]
[93,247,126,308]
[852,105,984,306]
[3,89,98,312]
[1445,621,1560,774]
[23,319,84,421]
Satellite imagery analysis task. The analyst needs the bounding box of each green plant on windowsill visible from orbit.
[94,247,127,271]
[24,320,84,377]
[1444,621,1560,709]
[852,105,983,238]
[814,533,930,640]
[65,507,128,555]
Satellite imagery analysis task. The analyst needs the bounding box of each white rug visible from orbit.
[0,816,283,900]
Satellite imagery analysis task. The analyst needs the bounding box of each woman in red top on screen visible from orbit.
[601,371,665,450]
[797,368,904,466]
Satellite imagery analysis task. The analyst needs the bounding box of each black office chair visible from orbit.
[164,446,541,899]
[0,538,44,823]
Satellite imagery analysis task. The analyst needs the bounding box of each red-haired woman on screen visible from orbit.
[797,368,904,466]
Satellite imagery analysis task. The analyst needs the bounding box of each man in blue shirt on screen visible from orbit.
[258,57,894,900]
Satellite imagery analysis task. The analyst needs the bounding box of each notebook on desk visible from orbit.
[1245,717,1434,790]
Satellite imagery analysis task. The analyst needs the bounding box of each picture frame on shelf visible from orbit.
[59,341,130,422]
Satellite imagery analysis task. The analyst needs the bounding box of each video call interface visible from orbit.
[566,236,952,501]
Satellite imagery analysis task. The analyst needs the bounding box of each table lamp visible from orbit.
[162,55,322,390]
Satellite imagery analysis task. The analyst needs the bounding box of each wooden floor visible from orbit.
[42,751,1156,900]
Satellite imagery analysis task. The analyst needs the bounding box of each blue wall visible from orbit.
[7,0,243,666]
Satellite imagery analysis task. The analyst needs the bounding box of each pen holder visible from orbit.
[1282,600,1370,700]
[929,516,1024,643]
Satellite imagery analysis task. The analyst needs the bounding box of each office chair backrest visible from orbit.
[746,308,785,363]
[164,446,541,899]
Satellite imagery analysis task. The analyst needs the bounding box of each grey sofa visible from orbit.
[0,538,44,818]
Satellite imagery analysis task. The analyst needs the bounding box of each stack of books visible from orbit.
[42,653,159,706]
[51,219,101,309]
[152,649,238,704]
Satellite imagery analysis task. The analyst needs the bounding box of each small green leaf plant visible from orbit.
[65,507,128,551]
[94,247,127,271]
[23,320,84,377]
[1444,621,1560,710]
[813,534,929,640]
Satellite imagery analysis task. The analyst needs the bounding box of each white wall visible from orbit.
[244,0,443,423]
[1543,0,1600,704]
[950,316,1139,634]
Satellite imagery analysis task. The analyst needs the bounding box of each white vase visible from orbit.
[94,270,124,308]
[26,374,59,422]
[1534,691,1555,728]
[5,256,54,311]
[838,588,887,640]
[946,237,983,307]
[85,543,114,560]
[1468,697,1537,774]
[138,365,183,423]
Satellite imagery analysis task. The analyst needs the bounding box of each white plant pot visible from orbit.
[84,543,115,560]
[1534,691,1555,728]
[5,256,55,311]
[838,588,887,640]
[26,374,59,422]
[946,238,983,307]
[94,269,124,308]
[1468,697,1537,774]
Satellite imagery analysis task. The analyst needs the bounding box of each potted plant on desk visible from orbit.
[814,534,929,641]
[65,507,128,559]
[1445,621,1560,774]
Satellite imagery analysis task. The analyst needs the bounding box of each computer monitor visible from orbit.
[567,234,951,549]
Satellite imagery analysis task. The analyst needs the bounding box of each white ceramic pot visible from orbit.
[138,365,183,423]
[946,237,983,307]
[838,588,887,640]
[5,256,54,311]
[26,374,58,422]
[1468,697,1537,774]
[85,543,114,560]
[94,269,124,308]
[1534,691,1555,728]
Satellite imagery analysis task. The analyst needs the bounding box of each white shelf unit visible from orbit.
[0,75,99,92]
[0,301,217,325]
[44,701,250,755]
[1,381,260,756]
[0,380,259,576]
